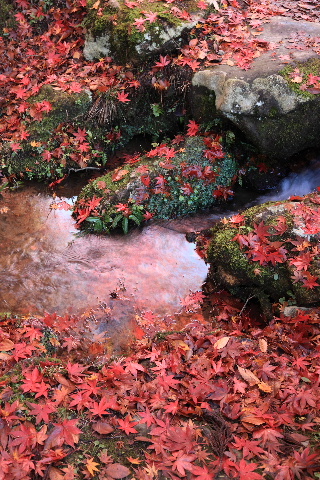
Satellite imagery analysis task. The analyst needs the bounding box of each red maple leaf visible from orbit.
[117,91,130,102]
[171,452,196,476]
[88,397,113,417]
[73,127,87,142]
[28,402,56,424]
[154,55,171,68]
[117,416,138,435]
[192,465,215,480]
[186,120,200,136]
[45,419,81,449]
[254,221,272,240]
[230,459,264,480]
[289,252,312,271]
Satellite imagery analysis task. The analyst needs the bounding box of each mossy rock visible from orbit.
[279,58,320,100]
[83,0,199,62]
[74,135,238,232]
[27,85,92,142]
[206,193,320,308]
[1,86,92,181]
[0,0,16,35]
[192,56,320,159]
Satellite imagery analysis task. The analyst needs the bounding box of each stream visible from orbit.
[0,162,319,338]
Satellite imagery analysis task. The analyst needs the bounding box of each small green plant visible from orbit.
[0,181,9,193]
[151,103,164,117]
[86,201,150,234]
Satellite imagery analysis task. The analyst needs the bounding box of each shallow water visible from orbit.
[0,184,208,318]
[0,162,319,321]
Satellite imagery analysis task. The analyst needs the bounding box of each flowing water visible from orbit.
[0,163,319,334]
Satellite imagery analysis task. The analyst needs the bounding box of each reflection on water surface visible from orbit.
[0,185,208,317]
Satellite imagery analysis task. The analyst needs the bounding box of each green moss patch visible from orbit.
[0,0,16,35]
[279,58,320,99]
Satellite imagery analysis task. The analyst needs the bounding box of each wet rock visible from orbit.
[74,135,239,232]
[191,17,320,159]
[205,191,320,308]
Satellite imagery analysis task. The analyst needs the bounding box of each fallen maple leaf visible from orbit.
[238,366,260,385]
[186,120,200,136]
[92,420,114,435]
[85,457,100,476]
[213,336,230,350]
[105,463,131,478]
[112,168,129,182]
[117,91,130,102]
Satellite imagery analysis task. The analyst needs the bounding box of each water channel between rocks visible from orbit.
[0,164,319,328]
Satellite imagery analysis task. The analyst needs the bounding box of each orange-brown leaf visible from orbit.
[112,169,129,182]
[238,366,260,385]
[92,420,114,435]
[105,463,131,479]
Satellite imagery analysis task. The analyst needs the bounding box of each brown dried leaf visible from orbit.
[105,463,131,479]
[238,366,260,385]
[0,353,11,361]
[93,420,114,435]
[259,338,268,353]
[0,339,14,351]
[48,467,64,480]
[241,414,265,426]
[53,373,76,390]
[258,381,272,393]
[213,336,230,350]
[112,169,129,182]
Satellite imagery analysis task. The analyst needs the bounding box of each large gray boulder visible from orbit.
[192,17,320,159]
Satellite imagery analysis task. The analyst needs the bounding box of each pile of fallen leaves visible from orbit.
[1,0,320,175]
[0,298,319,479]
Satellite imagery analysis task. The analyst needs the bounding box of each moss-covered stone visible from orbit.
[74,135,239,232]
[0,86,92,181]
[192,56,320,159]
[207,221,292,302]
[279,58,320,99]
[205,193,320,309]
[28,85,92,142]
[83,0,198,62]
